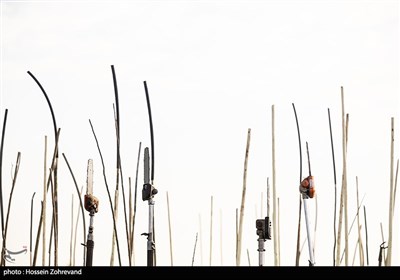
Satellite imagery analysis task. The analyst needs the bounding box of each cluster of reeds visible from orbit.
[0,71,397,266]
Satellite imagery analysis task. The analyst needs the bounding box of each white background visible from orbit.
[1,0,399,266]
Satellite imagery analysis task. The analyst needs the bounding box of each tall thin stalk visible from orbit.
[336,87,348,266]
[62,153,87,265]
[32,202,43,267]
[246,249,251,266]
[328,108,338,266]
[336,189,344,265]
[192,233,198,266]
[72,186,84,266]
[386,117,394,266]
[380,222,386,264]
[130,142,142,265]
[236,128,251,266]
[342,89,349,266]
[339,193,366,264]
[143,81,157,265]
[33,128,60,266]
[351,229,360,266]
[292,103,302,266]
[129,178,132,263]
[272,105,279,266]
[48,214,54,266]
[0,109,8,267]
[167,191,173,266]
[278,197,281,264]
[27,71,59,266]
[143,81,155,183]
[30,192,36,266]
[69,195,74,266]
[393,159,399,213]
[363,206,369,265]
[356,177,365,266]
[89,119,121,266]
[111,65,131,266]
[3,152,21,267]
[313,194,318,259]
[48,169,56,266]
[42,136,47,266]
[110,189,119,266]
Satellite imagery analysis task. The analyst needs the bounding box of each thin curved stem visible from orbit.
[27,71,59,266]
[30,192,36,266]
[130,142,142,264]
[27,72,57,139]
[89,119,121,266]
[143,81,155,183]
[328,108,337,266]
[292,103,302,266]
[111,65,131,265]
[0,109,9,244]
[4,152,21,242]
[62,153,87,265]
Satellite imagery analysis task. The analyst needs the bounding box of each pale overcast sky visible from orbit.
[0,0,399,266]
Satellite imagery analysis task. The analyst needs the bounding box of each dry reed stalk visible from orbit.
[363,206,369,265]
[192,233,198,266]
[386,118,394,266]
[33,129,60,266]
[27,71,59,267]
[48,169,56,266]
[2,152,21,267]
[42,136,47,266]
[129,178,132,263]
[0,109,8,267]
[380,222,386,264]
[236,128,251,266]
[62,153,87,265]
[356,177,365,266]
[278,197,281,265]
[272,105,279,266]
[292,103,302,266]
[89,119,121,266]
[111,65,131,266]
[30,192,36,266]
[343,94,349,266]
[393,159,399,212]
[69,195,74,266]
[328,108,338,266]
[351,229,360,266]
[110,189,119,266]
[72,186,84,266]
[32,202,43,267]
[167,191,173,266]
[130,142,142,265]
[336,87,349,266]
[339,193,366,264]
[336,190,344,265]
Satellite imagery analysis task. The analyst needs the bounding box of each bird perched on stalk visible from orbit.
[84,194,99,213]
[300,176,315,199]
